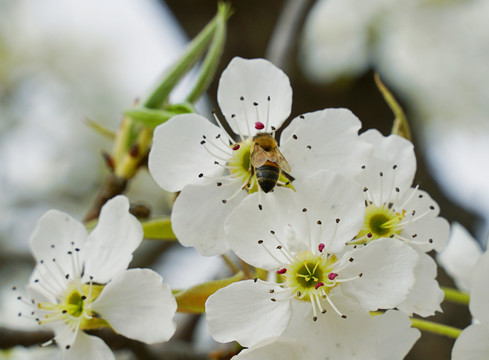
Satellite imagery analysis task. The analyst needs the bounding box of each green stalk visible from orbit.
[185,3,231,104]
[442,286,470,306]
[411,318,462,339]
[374,73,412,141]
[143,3,231,109]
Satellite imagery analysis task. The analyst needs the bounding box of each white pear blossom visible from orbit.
[206,171,418,348]
[352,129,449,316]
[16,196,177,360]
[452,250,489,359]
[148,57,372,256]
[437,222,483,293]
[233,309,419,360]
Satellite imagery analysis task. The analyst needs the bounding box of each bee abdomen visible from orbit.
[256,164,279,193]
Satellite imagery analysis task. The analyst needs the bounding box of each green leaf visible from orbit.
[374,73,412,141]
[124,102,195,128]
[186,2,230,104]
[124,108,181,129]
[142,3,232,109]
[175,271,244,313]
[142,217,176,240]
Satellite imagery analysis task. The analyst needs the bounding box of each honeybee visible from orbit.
[248,133,294,193]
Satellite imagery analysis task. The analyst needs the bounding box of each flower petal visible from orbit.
[29,210,88,286]
[403,215,450,253]
[356,130,416,204]
[205,280,292,347]
[397,252,443,317]
[373,310,421,360]
[437,222,482,292]
[148,113,230,192]
[172,181,246,256]
[67,331,115,360]
[280,108,373,179]
[283,298,418,359]
[226,171,364,270]
[83,196,143,283]
[225,190,298,270]
[340,239,418,310]
[292,170,365,253]
[234,337,308,360]
[469,251,489,324]
[452,324,489,360]
[217,57,292,136]
[91,268,177,344]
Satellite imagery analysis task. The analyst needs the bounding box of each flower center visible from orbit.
[282,251,338,301]
[355,204,405,243]
[38,282,107,330]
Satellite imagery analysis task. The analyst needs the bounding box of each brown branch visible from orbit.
[83,173,128,222]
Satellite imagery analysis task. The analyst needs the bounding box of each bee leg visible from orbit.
[242,167,255,192]
[282,171,295,183]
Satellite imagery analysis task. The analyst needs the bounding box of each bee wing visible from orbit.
[251,143,269,168]
[272,148,291,173]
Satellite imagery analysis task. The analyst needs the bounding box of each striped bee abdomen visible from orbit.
[256,161,280,193]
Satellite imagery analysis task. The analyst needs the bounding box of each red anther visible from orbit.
[232,144,240,151]
[255,122,265,130]
[315,282,325,289]
[276,268,287,274]
[328,273,338,280]
[318,243,325,253]
[367,233,373,238]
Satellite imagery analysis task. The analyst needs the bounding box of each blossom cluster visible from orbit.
[17,57,453,359]
[148,57,449,359]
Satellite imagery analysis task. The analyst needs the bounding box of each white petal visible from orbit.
[283,297,417,360]
[148,113,230,192]
[234,337,308,360]
[373,310,421,360]
[340,239,418,310]
[437,222,482,292]
[83,196,143,283]
[217,57,292,136]
[397,253,443,317]
[356,130,416,204]
[67,331,115,360]
[226,190,302,270]
[469,251,489,324]
[280,108,373,179]
[29,210,88,287]
[403,216,450,253]
[226,171,364,270]
[292,170,365,253]
[91,269,177,344]
[452,324,489,360]
[172,181,246,256]
[205,280,292,347]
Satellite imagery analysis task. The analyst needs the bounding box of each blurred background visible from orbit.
[1,0,488,358]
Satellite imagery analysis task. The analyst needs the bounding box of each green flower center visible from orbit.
[355,204,405,243]
[283,251,338,301]
[38,282,108,330]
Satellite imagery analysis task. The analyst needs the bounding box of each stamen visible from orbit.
[212,111,236,145]
[320,289,346,318]
[309,293,318,321]
[258,240,286,265]
[265,95,271,132]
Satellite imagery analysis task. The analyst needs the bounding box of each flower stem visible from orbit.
[221,254,240,274]
[410,318,462,339]
[442,286,470,306]
[374,73,412,141]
